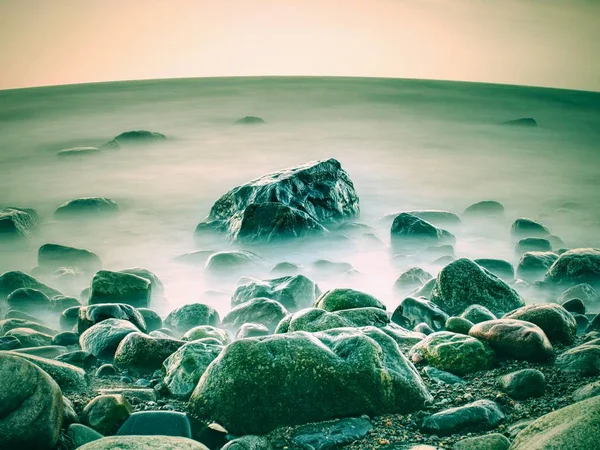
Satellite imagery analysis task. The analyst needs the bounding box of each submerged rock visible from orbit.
[516,251,558,281]
[38,243,102,274]
[102,130,166,149]
[6,287,51,313]
[394,267,433,294]
[188,327,431,435]
[89,270,152,308]
[57,146,101,156]
[545,248,600,286]
[473,259,514,281]
[54,197,119,217]
[503,117,537,127]
[390,213,455,250]
[235,116,265,125]
[204,250,267,276]
[196,158,359,243]
[0,207,38,237]
[510,218,550,238]
[463,200,504,218]
[221,297,288,332]
[232,275,320,311]
[0,270,62,299]
[430,258,524,316]
[164,303,220,335]
[558,283,599,312]
[515,237,552,255]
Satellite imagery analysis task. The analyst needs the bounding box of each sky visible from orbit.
[0,0,598,91]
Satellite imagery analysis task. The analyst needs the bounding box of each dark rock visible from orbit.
[517,251,558,281]
[56,350,97,370]
[50,295,80,312]
[82,394,133,435]
[89,270,152,308]
[6,327,53,347]
[473,259,514,281]
[0,207,38,237]
[0,318,58,337]
[504,303,576,344]
[516,237,552,255]
[54,197,119,218]
[545,248,600,286]
[204,250,267,276]
[232,275,320,311]
[38,243,102,274]
[164,303,220,335]
[394,267,433,294]
[67,424,104,448]
[497,369,545,399]
[562,298,586,315]
[0,354,64,450]
[4,308,41,321]
[96,364,118,377]
[414,322,435,335]
[558,283,599,312]
[235,116,265,125]
[511,218,550,238]
[392,296,449,331]
[290,417,373,450]
[315,288,384,312]
[80,318,139,359]
[423,366,465,385]
[587,313,600,333]
[460,304,497,324]
[119,268,164,295]
[222,298,288,332]
[137,308,163,331]
[463,200,504,218]
[275,307,389,333]
[0,335,21,350]
[51,331,80,346]
[117,411,192,437]
[421,400,504,436]
[114,332,184,374]
[188,327,431,435]
[453,433,510,450]
[103,130,166,148]
[0,270,62,300]
[430,258,524,316]
[469,319,554,362]
[6,287,51,313]
[390,213,455,250]
[78,303,147,334]
[235,323,269,338]
[556,342,600,376]
[60,305,81,330]
[503,117,537,127]
[409,331,495,375]
[445,316,473,335]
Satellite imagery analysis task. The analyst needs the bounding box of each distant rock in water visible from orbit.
[102,130,166,149]
[0,207,38,237]
[545,248,600,286]
[38,243,102,275]
[57,146,101,157]
[463,200,505,218]
[383,210,461,228]
[54,197,118,218]
[503,117,537,127]
[511,217,550,238]
[235,116,265,125]
[195,158,359,244]
[390,213,455,251]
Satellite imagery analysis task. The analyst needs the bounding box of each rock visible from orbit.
[80,318,139,359]
[414,323,435,335]
[221,298,288,332]
[572,380,600,402]
[423,366,465,385]
[421,400,504,436]
[119,268,164,295]
[174,250,215,266]
[6,327,53,347]
[503,117,537,127]
[409,331,495,375]
[79,303,147,334]
[497,369,545,399]
[556,342,600,376]
[60,305,81,330]
[83,394,133,435]
[469,319,554,362]
[78,436,209,450]
[404,210,461,228]
[558,283,599,312]
[54,197,119,218]
[50,294,80,312]
[103,130,166,148]
[561,298,586,315]
[0,335,21,350]
[56,350,97,370]
[453,433,510,450]
[97,388,157,404]
[473,259,514,281]
[511,218,550,238]
[96,364,118,378]
[312,259,354,275]
[463,200,505,218]
[460,305,497,324]
[289,417,373,450]
[0,354,64,450]
[394,268,433,294]
[38,243,102,274]
[232,275,320,312]
[114,332,184,374]
[4,350,88,391]
[390,213,455,250]
[0,207,38,237]
[222,436,272,450]
[0,318,58,336]
[392,297,449,331]
[315,288,384,312]
[12,345,68,358]
[516,251,558,281]
[67,424,104,448]
[188,327,431,435]
[587,313,600,333]
[204,250,267,276]
[545,248,600,286]
[58,146,101,156]
[116,410,192,437]
[515,237,552,255]
[510,395,600,450]
[4,308,41,321]
[503,303,576,344]
[89,270,152,308]
[236,323,269,338]
[164,303,220,335]
[6,287,51,312]
[445,316,473,335]
[0,270,62,300]
[180,325,228,344]
[275,307,389,333]
[430,258,524,316]
[235,116,265,125]
[270,261,301,275]
[137,308,162,331]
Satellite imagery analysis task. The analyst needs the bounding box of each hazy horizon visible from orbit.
[1,0,598,92]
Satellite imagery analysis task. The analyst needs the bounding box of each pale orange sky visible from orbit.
[0,0,598,91]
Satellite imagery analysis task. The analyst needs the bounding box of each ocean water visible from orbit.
[1,76,599,318]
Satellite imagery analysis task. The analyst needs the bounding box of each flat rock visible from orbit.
[54,197,119,218]
[421,400,504,436]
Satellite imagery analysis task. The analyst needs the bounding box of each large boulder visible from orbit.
[510,395,600,450]
[221,298,288,332]
[0,270,62,300]
[38,243,102,274]
[516,251,558,281]
[0,207,38,237]
[314,288,384,312]
[80,318,139,359]
[232,275,320,311]
[114,332,184,374]
[503,303,576,345]
[408,331,495,375]
[275,307,389,334]
[78,303,147,334]
[188,327,431,435]
[162,340,224,399]
[164,303,220,335]
[119,268,164,296]
[430,259,524,316]
[545,248,600,286]
[89,271,152,308]
[78,436,208,450]
[390,213,455,250]
[196,159,359,241]
[469,319,554,362]
[392,296,449,331]
[54,197,119,218]
[0,354,64,450]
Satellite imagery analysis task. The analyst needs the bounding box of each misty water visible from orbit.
[1,76,599,320]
